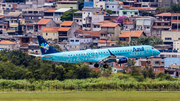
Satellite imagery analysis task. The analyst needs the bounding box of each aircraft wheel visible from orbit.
[103,64,108,69]
[94,63,99,68]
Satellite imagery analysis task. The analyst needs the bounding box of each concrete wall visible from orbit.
[57,4,78,9]
[42,31,58,40]
[161,31,180,42]
[94,1,105,9]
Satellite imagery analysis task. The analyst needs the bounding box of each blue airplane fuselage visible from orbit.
[41,45,160,64]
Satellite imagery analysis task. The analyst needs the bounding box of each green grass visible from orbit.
[0,92,180,101]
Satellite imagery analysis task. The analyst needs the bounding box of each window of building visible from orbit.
[135,12,138,15]
[157,23,161,26]
[112,6,114,8]
[9,5,11,7]
[70,40,74,42]
[53,33,56,36]
[155,61,160,64]
[46,33,48,36]
[100,5,103,7]
[123,12,127,15]
[154,69,157,71]
[94,25,96,28]
[165,38,172,40]
[178,38,180,40]
[164,23,168,26]
[39,17,42,19]
[107,6,109,8]
[75,40,79,42]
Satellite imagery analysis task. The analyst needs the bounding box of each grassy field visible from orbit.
[0,91,180,101]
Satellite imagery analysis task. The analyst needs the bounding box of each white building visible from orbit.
[173,40,180,52]
[136,17,155,36]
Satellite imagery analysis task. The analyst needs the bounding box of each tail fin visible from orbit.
[37,36,60,55]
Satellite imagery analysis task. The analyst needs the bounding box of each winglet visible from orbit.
[108,49,114,55]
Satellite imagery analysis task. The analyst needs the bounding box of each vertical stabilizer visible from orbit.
[37,36,60,55]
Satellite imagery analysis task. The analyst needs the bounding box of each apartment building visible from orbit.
[136,16,155,36]
[105,1,122,15]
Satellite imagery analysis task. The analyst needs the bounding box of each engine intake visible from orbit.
[116,57,128,64]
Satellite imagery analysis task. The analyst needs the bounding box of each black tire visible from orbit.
[94,63,99,68]
[103,64,108,69]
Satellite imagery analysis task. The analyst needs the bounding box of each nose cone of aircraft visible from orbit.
[153,49,160,55]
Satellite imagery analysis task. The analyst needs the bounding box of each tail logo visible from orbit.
[40,42,49,53]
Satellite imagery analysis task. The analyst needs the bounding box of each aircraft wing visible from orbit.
[98,49,127,63]
[29,54,42,57]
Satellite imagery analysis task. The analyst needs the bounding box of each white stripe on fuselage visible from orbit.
[42,45,152,63]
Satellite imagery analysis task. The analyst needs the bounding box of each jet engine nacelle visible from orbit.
[116,57,128,64]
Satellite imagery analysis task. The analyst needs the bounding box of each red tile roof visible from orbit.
[131,31,144,37]
[61,21,73,26]
[171,13,180,16]
[119,31,133,37]
[42,27,60,31]
[0,40,16,44]
[37,19,51,25]
[98,39,117,43]
[75,29,101,37]
[58,27,71,31]
[155,13,171,17]
[0,16,4,19]
[101,23,119,27]
[44,9,57,13]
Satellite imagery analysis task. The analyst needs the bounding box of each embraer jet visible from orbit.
[36,36,160,68]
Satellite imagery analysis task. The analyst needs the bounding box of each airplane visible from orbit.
[35,36,160,68]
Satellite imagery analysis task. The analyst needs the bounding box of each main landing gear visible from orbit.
[94,63,99,68]
[103,64,108,69]
[94,63,109,69]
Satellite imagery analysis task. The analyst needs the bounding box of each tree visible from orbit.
[78,0,84,10]
[116,16,125,24]
[61,9,79,21]
[166,2,180,13]
[106,9,113,14]
[142,65,155,79]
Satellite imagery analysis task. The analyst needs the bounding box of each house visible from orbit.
[22,8,46,22]
[93,0,106,9]
[82,11,104,31]
[53,8,72,26]
[36,19,57,32]
[97,39,117,47]
[173,40,180,52]
[44,9,57,19]
[152,57,165,74]
[119,31,133,42]
[73,11,83,28]
[135,17,155,37]
[152,13,171,38]
[56,1,78,9]
[105,1,122,15]
[131,31,146,41]
[92,20,114,31]
[65,38,93,51]
[42,27,59,41]
[22,8,47,33]
[101,23,121,41]
[119,31,145,42]
[119,10,139,17]
[123,17,134,31]
[58,21,79,43]
[161,31,180,45]
[0,40,16,50]
[0,16,8,33]
[74,29,101,46]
